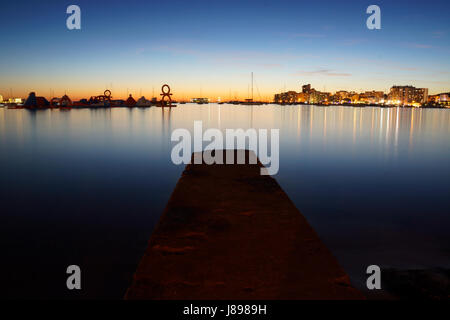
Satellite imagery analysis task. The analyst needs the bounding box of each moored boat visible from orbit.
[136,96,152,107]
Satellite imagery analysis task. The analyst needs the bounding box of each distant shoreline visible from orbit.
[2,102,449,110]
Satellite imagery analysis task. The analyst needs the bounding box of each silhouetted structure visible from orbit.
[50,94,72,109]
[23,92,49,109]
[191,97,209,104]
[88,90,112,107]
[136,96,152,107]
[159,84,176,107]
[125,94,136,107]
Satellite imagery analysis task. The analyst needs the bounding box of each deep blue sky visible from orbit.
[0,0,449,99]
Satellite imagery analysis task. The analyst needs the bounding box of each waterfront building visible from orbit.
[297,92,308,103]
[273,93,280,103]
[415,88,429,104]
[428,94,439,103]
[0,94,3,103]
[274,91,298,103]
[335,91,350,100]
[388,85,428,105]
[302,84,311,94]
[329,94,339,104]
[439,93,449,103]
[274,84,432,106]
[350,93,360,104]
[308,89,330,104]
[274,84,330,104]
[388,86,412,104]
[359,91,385,104]
[7,98,23,104]
[330,91,354,104]
[301,84,330,103]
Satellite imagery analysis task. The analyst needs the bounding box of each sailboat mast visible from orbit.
[251,72,254,101]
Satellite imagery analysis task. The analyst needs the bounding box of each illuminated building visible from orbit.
[388,85,428,105]
[274,84,330,104]
[437,93,450,106]
[302,84,311,94]
[335,91,350,100]
[7,98,24,104]
[415,88,428,104]
[331,91,358,104]
[297,92,308,103]
[427,93,449,106]
[274,91,298,103]
[439,93,449,102]
[300,84,330,103]
[308,89,330,104]
[428,94,439,103]
[351,93,360,104]
[0,94,3,103]
[359,91,385,104]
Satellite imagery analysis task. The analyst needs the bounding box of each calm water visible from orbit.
[1,104,449,298]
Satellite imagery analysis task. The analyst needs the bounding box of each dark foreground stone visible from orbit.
[125,151,363,299]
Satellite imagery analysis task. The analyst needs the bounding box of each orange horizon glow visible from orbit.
[2,85,447,103]
[0,87,282,102]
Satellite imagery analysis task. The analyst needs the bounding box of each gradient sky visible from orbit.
[0,0,449,100]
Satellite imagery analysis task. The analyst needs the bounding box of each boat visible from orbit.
[136,96,152,107]
[191,98,209,104]
[241,72,263,105]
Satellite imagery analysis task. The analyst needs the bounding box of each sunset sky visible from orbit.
[0,0,449,101]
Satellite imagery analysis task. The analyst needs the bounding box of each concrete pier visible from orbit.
[126,151,363,299]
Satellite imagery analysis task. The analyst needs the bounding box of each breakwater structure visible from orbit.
[125,150,364,300]
[11,85,177,110]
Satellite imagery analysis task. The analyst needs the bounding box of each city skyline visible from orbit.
[4,83,449,107]
[1,0,449,100]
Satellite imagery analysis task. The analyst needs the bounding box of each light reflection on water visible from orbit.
[0,104,449,298]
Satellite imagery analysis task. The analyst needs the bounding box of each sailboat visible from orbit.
[242,72,263,105]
